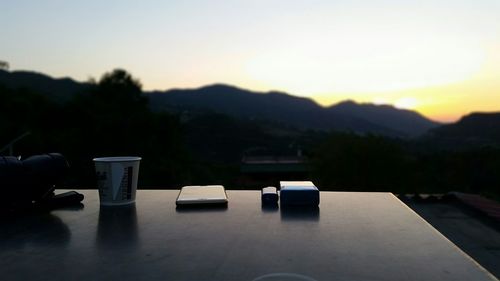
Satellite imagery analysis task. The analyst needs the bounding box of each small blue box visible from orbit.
[280,181,320,206]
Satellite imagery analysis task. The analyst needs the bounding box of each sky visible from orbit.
[1,0,500,122]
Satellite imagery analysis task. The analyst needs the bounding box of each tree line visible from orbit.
[0,69,498,200]
[0,69,191,187]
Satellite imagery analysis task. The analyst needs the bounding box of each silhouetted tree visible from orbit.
[61,69,192,186]
[0,61,8,71]
[90,69,146,107]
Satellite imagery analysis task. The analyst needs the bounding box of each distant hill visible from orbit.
[328,100,439,138]
[0,70,89,102]
[0,70,440,137]
[148,84,440,137]
[425,113,500,147]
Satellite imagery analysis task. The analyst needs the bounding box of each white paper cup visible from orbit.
[93,157,141,206]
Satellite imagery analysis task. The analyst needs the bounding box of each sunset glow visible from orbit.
[245,33,485,94]
[394,98,419,110]
[1,0,499,122]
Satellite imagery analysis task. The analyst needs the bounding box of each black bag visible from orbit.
[0,153,83,211]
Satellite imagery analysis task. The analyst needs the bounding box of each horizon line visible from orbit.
[4,68,498,123]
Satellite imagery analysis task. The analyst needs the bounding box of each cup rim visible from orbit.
[93,156,142,162]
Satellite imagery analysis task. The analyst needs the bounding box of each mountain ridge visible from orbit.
[0,69,89,102]
[0,69,440,137]
[423,112,500,147]
[148,84,440,137]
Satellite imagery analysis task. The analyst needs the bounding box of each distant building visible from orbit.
[239,148,310,188]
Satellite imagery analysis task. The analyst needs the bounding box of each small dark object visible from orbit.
[261,186,278,204]
[0,153,83,211]
[38,191,85,209]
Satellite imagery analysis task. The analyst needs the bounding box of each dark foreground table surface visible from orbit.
[1,190,497,281]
